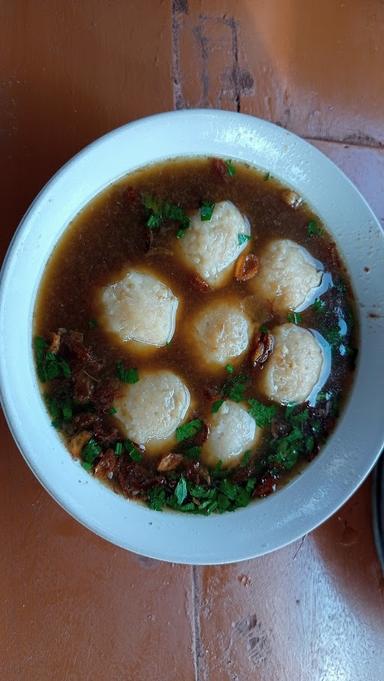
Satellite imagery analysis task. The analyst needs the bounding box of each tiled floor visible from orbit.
[1,2,383,679]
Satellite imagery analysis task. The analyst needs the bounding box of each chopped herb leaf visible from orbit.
[177,502,196,512]
[225,159,236,176]
[116,361,139,384]
[45,395,61,427]
[287,311,302,325]
[115,442,123,456]
[286,410,309,428]
[211,399,224,414]
[223,479,253,509]
[312,298,326,312]
[62,402,73,422]
[189,484,212,499]
[259,324,269,333]
[294,410,309,425]
[219,478,239,501]
[200,201,215,221]
[268,427,303,471]
[176,418,203,442]
[305,436,315,453]
[223,374,248,402]
[284,406,309,426]
[82,438,102,464]
[45,395,73,428]
[136,475,263,515]
[263,171,270,181]
[204,500,219,514]
[34,336,72,382]
[175,476,187,505]
[147,214,161,229]
[81,461,93,472]
[225,364,234,374]
[238,233,251,246]
[317,390,330,402]
[34,336,48,381]
[124,439,143,462]
[284,403,296,417]
[142,194,190,231]
[142,194,161,213]
[88,319,98,329]
[129,449,143,463]
[152,476,260,514]
[148,486,166,511]
[59,359,71,378]
[176,228,186,239]
[235,487,253,508]
[324,328,343,346]
[184,446,201,460]
[197,500,212,511]
[307,220,323,237]
[212,460,224,478]
[248,399,277,427]
[165,203,189,225]
[240,450,252,467]
[217,493,231,512]
[245,478,256,494]
[108,406,117,415]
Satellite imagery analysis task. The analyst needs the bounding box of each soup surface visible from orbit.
[34,157,357,514]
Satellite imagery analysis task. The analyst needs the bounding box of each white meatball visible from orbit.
[100,269,178,348]
[202,401,261,469]
[114,370,191,453]
[261,323,324,405]
[178,200,250,287]
[191,300,251,368]
[253,239,322,312]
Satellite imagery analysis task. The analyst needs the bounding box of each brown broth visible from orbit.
[34,157,357,512]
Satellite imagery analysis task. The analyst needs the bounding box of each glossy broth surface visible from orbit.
[34,157,357,514]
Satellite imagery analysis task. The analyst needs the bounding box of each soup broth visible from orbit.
[34,157,357,514]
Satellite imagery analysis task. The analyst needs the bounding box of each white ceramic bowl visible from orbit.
[1,110,384,565]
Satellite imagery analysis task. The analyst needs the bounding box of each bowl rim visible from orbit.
[1,108,384,564]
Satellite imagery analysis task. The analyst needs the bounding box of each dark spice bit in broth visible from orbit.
[34,157,357,514]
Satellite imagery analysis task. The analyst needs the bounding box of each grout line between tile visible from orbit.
[171,0,185,110]
[191,565,203,681]
[304,134,384,151]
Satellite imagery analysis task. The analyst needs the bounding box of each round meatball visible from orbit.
[100,269,178,348]
[252,239,322,312]
[177,200,251,287]
[202,400,260,469]
[114,370,191,453]
[191,300,251,368]
[261,323,324,404]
